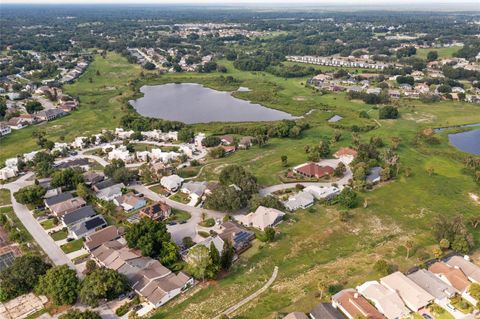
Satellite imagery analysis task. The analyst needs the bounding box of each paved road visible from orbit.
[1,173,75,270]
[215,266,279,318]
[259,159,353,196]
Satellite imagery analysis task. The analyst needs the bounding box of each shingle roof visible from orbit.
[44,192,73,207]
[446,256,480,283]
[428,262,471,292]
[310,303,344,319]
[62,205,96,226]
[407,269,457,300]
[84,226,123,251]
[332,288,385,319]
[70,215,106,238]
[356,281,410,319]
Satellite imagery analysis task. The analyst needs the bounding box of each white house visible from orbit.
[72,136,87,149]
[160,175,184,192]
[151,149,180,163]
[304,185,340,200]
[115,128,134,139]
[5,157,18,169]
[194,133,206,149]
[234,206,285,230]
[23,151,39,162]
[0,166,18,180]
[108,147,134,163]
[96,183,125,201]
[283,191,315,211]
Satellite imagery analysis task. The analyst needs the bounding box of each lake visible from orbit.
[448,129,480,155]
[130,83,297,124]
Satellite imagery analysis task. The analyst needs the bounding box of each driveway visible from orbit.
[1,173,75,270]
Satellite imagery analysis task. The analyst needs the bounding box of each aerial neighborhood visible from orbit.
[1,3,480,319]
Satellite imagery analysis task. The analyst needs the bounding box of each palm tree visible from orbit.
[405,240,414,259]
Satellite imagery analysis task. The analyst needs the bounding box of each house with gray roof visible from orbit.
[309,303,344,319]
[284,191,315,211]
[96,183,125,201]
[446,255,480,283]
[44,192,73,208]
[70,215,107,239]
[407,269,457,302]
[366,166,382,184]
[181,181,207,199]
[62,205,96,227]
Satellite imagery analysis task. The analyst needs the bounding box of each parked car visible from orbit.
[168,221,177,226]
[132,304,143,312]
[127,291,136,300]
[118,293,126,300]
[180,220,187,224]
[66,237,74,242]
[422,314,433,319]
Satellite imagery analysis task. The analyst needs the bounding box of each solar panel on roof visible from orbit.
[85,216,106,230]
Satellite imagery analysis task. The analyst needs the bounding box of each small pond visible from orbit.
[448,129,480,155]
[130,83,297,124]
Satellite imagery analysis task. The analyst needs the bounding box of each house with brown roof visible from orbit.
[113,193,146,212]
[332,288,385,319]
[221,145,236,154]
[294,163,334,179]
[139,202,171,221]
[238,136,254,149]
[49,197,86,217]
[333,147,358,164]
[91,240,193,308]
[446,255,480,283]
[220,135,234,145]
[84,226,124,252]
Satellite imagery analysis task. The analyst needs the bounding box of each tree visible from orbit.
[182,236,195,249]
[281,155,288,167]
[318,140,330,158]
[85,260,97,275]
[143,62,155,70]
[208,147,225,159]
[373,259,390,276]
[248,194,284,212]
[335,188,357,209]
[220,240,235,271]
[59,310,101,319]
[125,218,178,266]
[178,128,194,142]
[219,165,258,197]
[204,186,243,212]
[80,268,128,307]
[334,162,346,177]
[51,168,84,190]
[209,241,220,274]
[427,51,438,62]
[76,183,91,201]
[451,234,471,254]
[186,245,214,281]
[468,283,480,301]
[13,185,46,205]
[0,256,50,301]
[264,227,275,242]
[25,100,43,114]
[432,246,443,259]
[379,106,399,119]
[201,136,221,147]
[439,238,450,250]
[35,265,79,306]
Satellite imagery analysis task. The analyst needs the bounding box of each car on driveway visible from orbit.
[422,314,433,319]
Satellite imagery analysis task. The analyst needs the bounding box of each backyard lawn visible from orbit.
[61,239,84,254]
[0,189,11,206]
[41,218,58,230]
[169,192,190,204]
[168,209,191,223]
[50,228,68,241]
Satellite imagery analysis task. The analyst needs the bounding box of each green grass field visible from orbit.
[60,238,84,254]
[0,52,141,163]
[415,47,461,60]
[50,228,68,241]
[0,189,11,206]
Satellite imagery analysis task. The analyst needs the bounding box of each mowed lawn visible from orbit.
[0,52,141,163]
[415,46,461,60]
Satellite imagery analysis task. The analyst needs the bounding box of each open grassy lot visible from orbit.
[0,189,11,206]
[0,52,141,163]
[169,192,190,204]
[40,218,58,230]
[415,46,461,60]
[60,238,84,254]
[168,209,191,223]
[50,228,68,241]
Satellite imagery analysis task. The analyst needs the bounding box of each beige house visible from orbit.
[234,206,285,230]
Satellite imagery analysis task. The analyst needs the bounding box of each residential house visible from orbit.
[220,135,234,145]
[113,193,146,212]
[186,236,224,259]
[139,202,171,221]
[84,225,124,252]
[70,215,107,239]
[83,171,105,186]
[0,122,11,136]
[294,163,334,179]
[72,136,87,149]
[221,145,236,154]
[0,166,18,181]
[92,179,116,192]
[389,90,401,99]
[238,136,254,149]
[43,187,62,199]
[234,206,285,230]
[380,271,434,311]
[56,158,90,171]
[151,149,180,163]
[366,166,382,184]
[7,117,28,130]
[108,147,134,163]
[216,221,255,253]
[356,281,410,319]
[23,150,39,162]
[160,175,184,192]
[366,88,382,95]
[309,303,344,319]
[36,109,65,121]
[407,269,456,303]
[446,256,480,283]
[96,183,125,201]
[44,192,73,209]
[284,191,315,211]
[304,185,340,200]
[115,128,134,139]
[204,181,220,196]
[49,197,87,218]
[61,205,97,227]
[331,288,385,319]
[91,240,193,308]
[428,262,477,305]
[334,147,357,164]
[181,181,207,202]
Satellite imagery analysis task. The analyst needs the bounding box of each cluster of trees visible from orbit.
[25,100,44,114]
[29,151,56,177]
[120,113,184,132]
[0,255,129,306]
[378,105,399,119]
[104,159,137,184]
[305,140,331,162]
[205,165,258,211]
[442,65,480,81]
[233,50,284,71]
[185,240,234,281]
[347,90,390,105]
[218,120,309,140]
[266,64,316,78]
[51,167,85,190]
[125,218,178,266]
[14,184,46,205]
[432,216,474,255]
